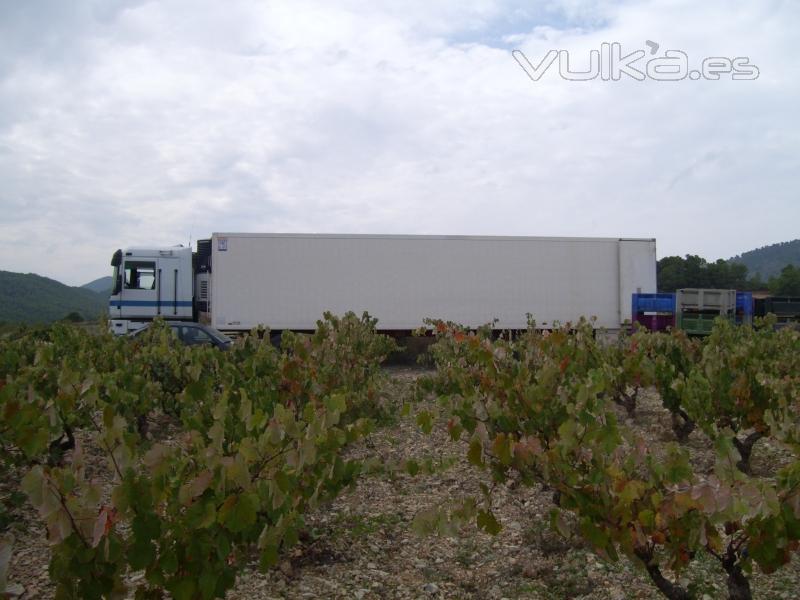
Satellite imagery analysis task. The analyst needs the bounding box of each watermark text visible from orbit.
[512,42,759,82]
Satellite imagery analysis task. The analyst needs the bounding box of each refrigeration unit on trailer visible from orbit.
[108,234,657,335]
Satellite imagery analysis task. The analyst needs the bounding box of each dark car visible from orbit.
[129,321,233,350]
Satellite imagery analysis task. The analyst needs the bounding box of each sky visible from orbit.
[0,0,797,286]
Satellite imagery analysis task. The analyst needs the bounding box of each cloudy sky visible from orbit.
[0,0,797,286]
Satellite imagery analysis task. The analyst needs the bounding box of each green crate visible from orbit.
[676,312,734,335]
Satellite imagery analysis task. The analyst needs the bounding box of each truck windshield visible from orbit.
[111,265,120,295]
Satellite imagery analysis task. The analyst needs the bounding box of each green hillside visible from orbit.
[82,275,113,295]
[0,271,107,324]
[730,239,800,280]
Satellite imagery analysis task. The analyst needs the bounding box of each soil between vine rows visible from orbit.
[5,365,799,599]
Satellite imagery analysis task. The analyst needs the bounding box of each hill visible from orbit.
[82,275,113,295]
[0,271,107,324]
[730,239,800,280]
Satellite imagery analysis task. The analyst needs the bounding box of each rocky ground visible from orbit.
[4,365,800,599]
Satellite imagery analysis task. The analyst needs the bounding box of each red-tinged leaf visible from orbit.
[189,470,213,499]
[635,436,648,459]
[492,433,513,466]
[677,547,690,566]
[513,437,542,463]
[47,509,72,544]
[92,508,109,548]
[788,492,800,519]
[446,418,463,441]
[632,522,647,547]
[524,436,543,455]
[143,444,169,470]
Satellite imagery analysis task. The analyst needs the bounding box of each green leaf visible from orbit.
[215,533,231,561]
[325,393,347,415]
[411,508,442,536]
[447,419,463,441]
[128,539,156,570]
[416,410,434,434]
[169,578,197,600]
[274,471,291,493]
[619,480,646,505]
[477,509,502,535]
[259,545,279,571]
[160,547,178,575]
[186,498,217,529]
[557,419,577,446]
[638,509,655,528]
[284,521,300,548]
[21,466,45,508]
[132,512,161,542]
[467,438,484,468]
[199,569,219,600]
[579,517,610,552]
[218,493,259,533]
[19,428,50,459]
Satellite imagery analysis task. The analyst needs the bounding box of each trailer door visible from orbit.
[618,240,657,324]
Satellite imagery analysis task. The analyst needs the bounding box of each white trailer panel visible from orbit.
[618,239,658,320]
[208,234,656,331]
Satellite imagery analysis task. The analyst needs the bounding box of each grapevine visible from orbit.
[2,313,396,600]
[419,318,800,600]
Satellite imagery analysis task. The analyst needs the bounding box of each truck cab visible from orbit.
[108,246,194,335]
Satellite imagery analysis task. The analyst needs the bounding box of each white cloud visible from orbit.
[0,0,798,285]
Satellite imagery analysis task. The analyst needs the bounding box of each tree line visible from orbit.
[657,255,800,295]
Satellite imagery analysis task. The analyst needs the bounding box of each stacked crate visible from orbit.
[631,293,676,332]
[675,288,736,335]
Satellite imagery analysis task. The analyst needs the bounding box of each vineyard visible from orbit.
[1,315,799,599]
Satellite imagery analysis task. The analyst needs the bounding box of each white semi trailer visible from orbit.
[108,233,657,335]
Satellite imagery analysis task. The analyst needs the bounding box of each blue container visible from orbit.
[736,292,753,325]
[632,293,676,315]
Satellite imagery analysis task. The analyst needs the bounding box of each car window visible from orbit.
[204,326,232,344]
[179,326,213,345]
